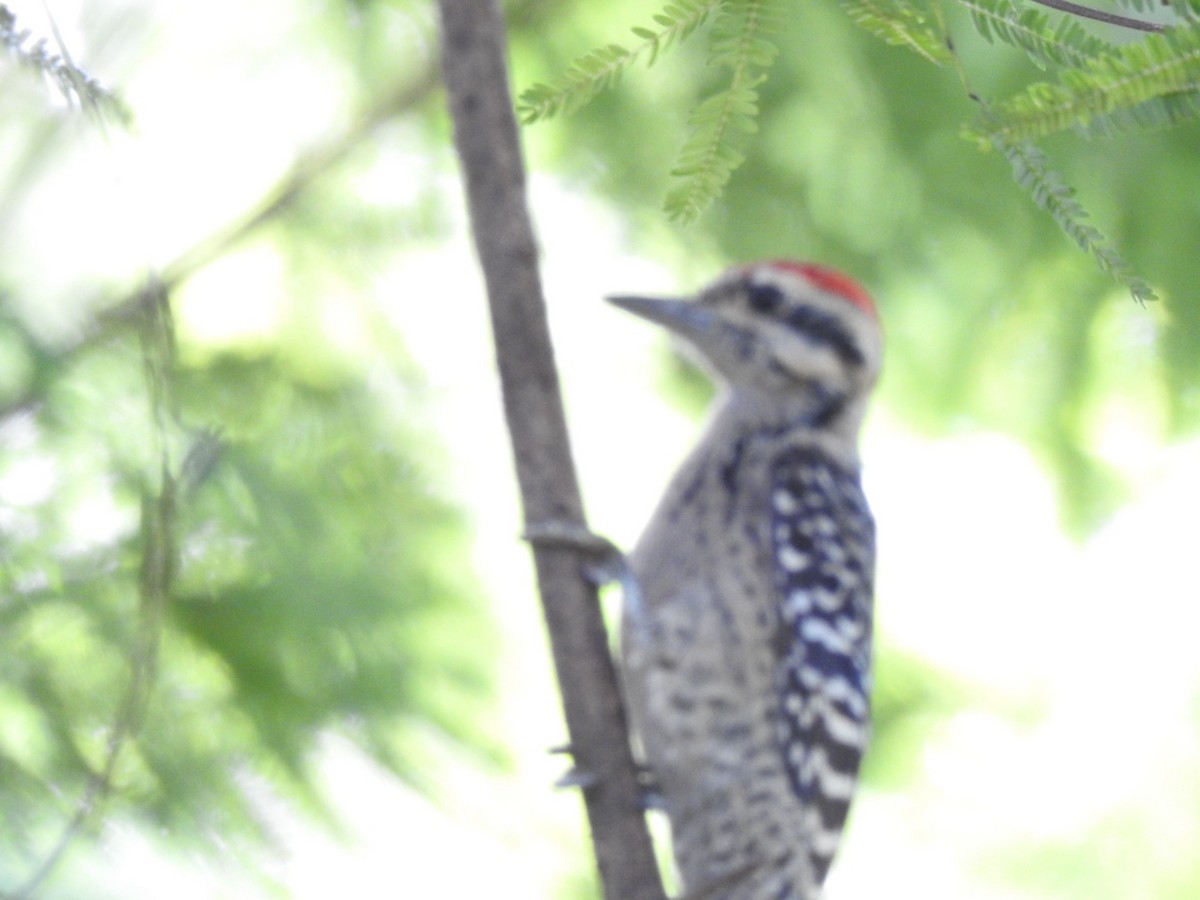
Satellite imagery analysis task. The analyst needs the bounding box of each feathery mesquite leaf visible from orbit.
[517,0,720,123]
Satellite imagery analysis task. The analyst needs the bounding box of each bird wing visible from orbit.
[768,444,876,882]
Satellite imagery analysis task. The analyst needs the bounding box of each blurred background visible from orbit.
[1,0,1198,897]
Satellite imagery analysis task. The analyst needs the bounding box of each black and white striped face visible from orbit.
[696,260,882,397]
[609,261,882,414]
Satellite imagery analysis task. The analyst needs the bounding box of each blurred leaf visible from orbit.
[511,0,1200,529]
[0,340,498,880]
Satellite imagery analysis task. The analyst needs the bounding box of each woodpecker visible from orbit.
[609,260,881,900]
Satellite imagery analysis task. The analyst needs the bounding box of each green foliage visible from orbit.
[866,644,975,789]
[996,136,1156,302]
[516,0,1200,299]
[1117,0,1200,22]
[0,332,497,888]
[960,0,1115,70]
[174,356,497,779]
[0,4,499,886]
[517,0,779,221]
[838,0,953,66]
[972,25,1200,144]
[664,0,780,221]
[516,0,720,123]
[511,0,1200,523]
[942,10,1200,299]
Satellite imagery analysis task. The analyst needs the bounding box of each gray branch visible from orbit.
[1028,0,1164,32]
[436,0,667,896]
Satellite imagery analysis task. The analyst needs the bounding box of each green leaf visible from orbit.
[997,136,1156,302]
[969,27,1200,143]
[959,0,1115,70]
[516,0,721,124]
[840,0,953,66]
[1116,0,1200,22]
[665,0,780,221]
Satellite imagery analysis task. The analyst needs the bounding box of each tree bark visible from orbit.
[436,1,667,898]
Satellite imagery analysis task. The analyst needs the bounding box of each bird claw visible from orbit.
[522,519,647,631]
[549,747,661,810]
[554,765,600,791]
[636,766,665,811]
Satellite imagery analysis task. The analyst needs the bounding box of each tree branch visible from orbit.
[1028,0,1165,33]
[435,1,667,897]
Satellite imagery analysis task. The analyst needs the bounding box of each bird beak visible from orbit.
[606,295,717,340]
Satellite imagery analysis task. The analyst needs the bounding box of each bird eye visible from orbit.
[747,283,783,313]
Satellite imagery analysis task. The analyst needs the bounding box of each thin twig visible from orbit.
[1028,0,1165,33]
[4,288,178,900]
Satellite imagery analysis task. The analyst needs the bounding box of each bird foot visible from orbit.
[522,520,647,629]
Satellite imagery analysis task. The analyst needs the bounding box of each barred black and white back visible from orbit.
[771,445,875,884]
